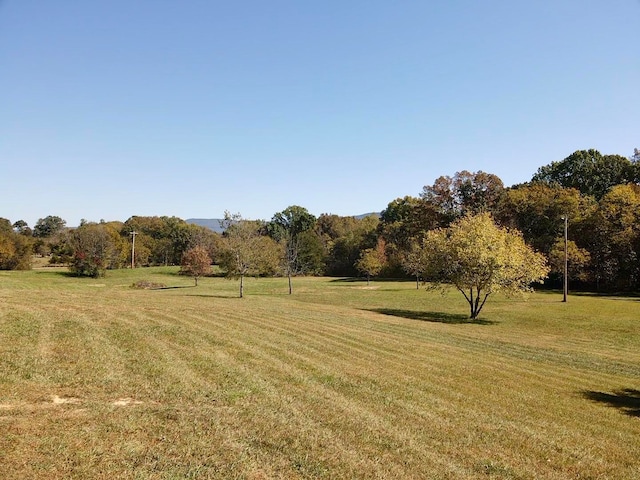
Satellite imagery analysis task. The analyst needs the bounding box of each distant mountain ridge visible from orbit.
[354,212,381,220]
[186,219,225,233]
[186,212,381,232]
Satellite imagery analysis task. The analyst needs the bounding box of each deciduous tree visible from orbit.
[12,220,32,236]
[267,205,317,294]
[121,216,219,266]
[355,239,387,285]
[33,215,66,238]
[532,149,635,200]
[218,212,281,298]
[0,218,32,270]
[420,213,549,319]
[584,184,640,290]
[68,223,120,278]
[421,171,504,223]
[322,215,380,277]
[180,245,212,286]
[379,196,440,249]
[295,230,325,276]
[549,238,591,283]
[379,196,440,274]
[401,239,427,289]
[495,183,596,256]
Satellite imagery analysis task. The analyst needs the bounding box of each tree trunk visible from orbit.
[416,274,419,290]
[469,290,490,320]
[195,276,198,286]
[240,275,244,298]
[288,272,292,295]
[366,274,370,286]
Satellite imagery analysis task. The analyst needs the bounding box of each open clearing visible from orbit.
[1,268,639,479]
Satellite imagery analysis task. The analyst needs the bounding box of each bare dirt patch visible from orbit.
[52,395,81,405]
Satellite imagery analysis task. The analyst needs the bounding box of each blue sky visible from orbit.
[1,1,638,227]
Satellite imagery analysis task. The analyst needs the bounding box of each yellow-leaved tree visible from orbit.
[421,213,549,319]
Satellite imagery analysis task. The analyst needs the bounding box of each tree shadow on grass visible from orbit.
[155,285,195,290]
[329,277,416,283]
[40,270,76,278]
[581,389,640,417]
[367,308,496,325]
[185,294,239,299]
[537,289,640,300]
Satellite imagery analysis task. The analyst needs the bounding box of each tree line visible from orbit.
[2,148,639,294]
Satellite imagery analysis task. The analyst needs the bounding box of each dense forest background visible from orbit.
[2,148,639,291]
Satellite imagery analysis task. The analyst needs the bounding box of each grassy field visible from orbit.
[0,267,639,479]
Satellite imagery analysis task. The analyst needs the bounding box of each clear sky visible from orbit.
[1,1,638,227]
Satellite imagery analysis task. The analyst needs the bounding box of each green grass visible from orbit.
[1,268,639,479]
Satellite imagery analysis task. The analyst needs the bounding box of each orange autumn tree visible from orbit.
[180,245,212,286]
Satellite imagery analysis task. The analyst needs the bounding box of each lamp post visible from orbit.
[561,216,568,302]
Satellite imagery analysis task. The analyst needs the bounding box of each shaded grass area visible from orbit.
[1,269,639,478]
[369,308,495,325]
[582,389,640,417]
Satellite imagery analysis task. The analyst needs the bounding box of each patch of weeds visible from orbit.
[131,280,167,290]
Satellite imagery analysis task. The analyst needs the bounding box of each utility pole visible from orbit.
[130,231,137,269]
[562,216,568,302]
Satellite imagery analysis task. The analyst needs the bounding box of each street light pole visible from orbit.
[562,216,568,302]
[130,231,137,269]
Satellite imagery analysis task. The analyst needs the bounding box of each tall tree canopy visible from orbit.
[122,216,217,266]
[320,214,379,277]
[495,183,596,256]
[583,184,640,290]
[532,149,636,200]
[12,220,32,236]
[379,196,440,250]
[68,223,126,278]
[33,215,66,238]
[267,205,317,293]
[0,218,32,270]
[420,213,549,319]
[421,170,504,222]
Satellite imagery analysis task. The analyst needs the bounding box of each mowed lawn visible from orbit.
[1,268,639,479]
